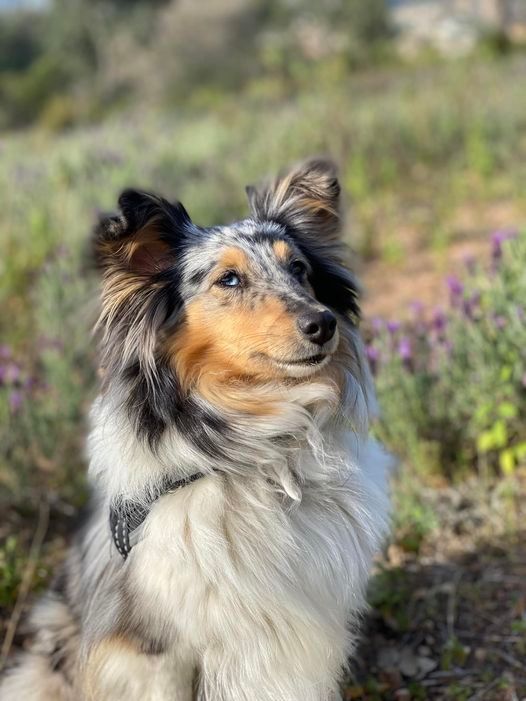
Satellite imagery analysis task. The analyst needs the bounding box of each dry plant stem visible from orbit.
[466,677,501,701]
[447,570,462,639]
[0,498,50,671]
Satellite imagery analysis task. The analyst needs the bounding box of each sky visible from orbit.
[0,0,47,9]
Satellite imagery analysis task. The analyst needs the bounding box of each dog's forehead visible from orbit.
[211,219,289,255]
[181,219,296,285]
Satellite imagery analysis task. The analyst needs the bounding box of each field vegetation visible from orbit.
[1,1,525,698]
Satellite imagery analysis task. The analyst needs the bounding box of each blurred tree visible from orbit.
[0,11,44,73]
[0,0,393,130]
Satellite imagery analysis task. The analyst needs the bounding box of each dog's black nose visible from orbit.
[297,310,337,346]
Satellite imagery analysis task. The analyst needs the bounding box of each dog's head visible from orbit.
[94,159,369,445]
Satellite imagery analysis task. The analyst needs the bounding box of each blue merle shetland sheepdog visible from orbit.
[0,159,391,701]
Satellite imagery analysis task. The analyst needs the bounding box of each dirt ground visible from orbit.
[345,474,526,701]
[360,199,524,319]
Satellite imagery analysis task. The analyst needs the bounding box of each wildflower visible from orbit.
[491,229,516,263]
[398,337,411,359]
[432,308,447,333]
[446,275,464,307]
[387,320,400,335]
[398,337,412,370]
[366,344,379,375]
[462,292,480,320]
[493,315,506,330]
[9,390,23,413]
[371,318,384,334]
[0,362,20,385]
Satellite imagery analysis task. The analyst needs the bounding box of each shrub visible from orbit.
[368,232,526,479]
[0,249,94,501]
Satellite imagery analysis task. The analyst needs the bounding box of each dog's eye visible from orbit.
[217,271,241,288]
[290,260,307,281]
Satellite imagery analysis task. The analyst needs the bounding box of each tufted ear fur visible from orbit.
[92,190,193,387]
[246,158,342,243]
[247,159,359,320]
[93,189,192,276]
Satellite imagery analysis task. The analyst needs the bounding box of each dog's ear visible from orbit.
[93,189,192,276]
[248,160,359,320]
[246,158,341,242]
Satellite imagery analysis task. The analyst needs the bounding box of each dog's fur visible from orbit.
[0,159,391,701]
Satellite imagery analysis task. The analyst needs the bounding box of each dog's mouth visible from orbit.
[279,354,327,366]
[259,352,332,376]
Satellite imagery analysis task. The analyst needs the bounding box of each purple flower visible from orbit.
[0,362,20,385]
[491,229,516,262]
[371,318,384,333]
[398,337,412,361]
[493,315,507,330]
[446,275,464,306]
[23,375,39,391]
[9,390,23,413]
[462,292,480,320]
[366,344,380,374]
[432,307,447,333]
[387,320,401,334]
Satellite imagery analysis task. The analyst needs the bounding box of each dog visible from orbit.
[0,159,391,700]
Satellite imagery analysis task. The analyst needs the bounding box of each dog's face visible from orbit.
[171,225,340,384]
[94,160,362,439]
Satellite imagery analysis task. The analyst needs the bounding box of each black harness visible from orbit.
[109,471,207,560]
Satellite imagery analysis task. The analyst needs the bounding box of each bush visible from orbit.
[368,232,526,479]
[0,55,71,128]
[0,249,94,501]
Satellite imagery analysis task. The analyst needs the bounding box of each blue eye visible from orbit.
[290,260,307,280]
[218,271,241,287]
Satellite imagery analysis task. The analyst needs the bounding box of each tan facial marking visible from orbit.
[168,291,301,415]
[215,247,251,277]
[272,240,292,261]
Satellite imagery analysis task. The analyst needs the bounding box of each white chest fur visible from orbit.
[87,396,391,701]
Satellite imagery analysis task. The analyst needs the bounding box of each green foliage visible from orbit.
[0,54,71,128]
[392,483,438,553]
[0,536,25,607]
[370,233,526,479]
[0,532,52,608]
[0,249,94,500]
[0,10,44,73]
[0,0,392,131]
[441,637,469,671]
[367,565,411,632]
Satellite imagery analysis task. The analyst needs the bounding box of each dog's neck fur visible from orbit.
[88,358,374,506]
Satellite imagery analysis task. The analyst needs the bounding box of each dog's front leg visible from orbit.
[196,630,345,701]
[82,637,195,701]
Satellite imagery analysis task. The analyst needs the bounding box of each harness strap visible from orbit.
[109,471,207,560]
